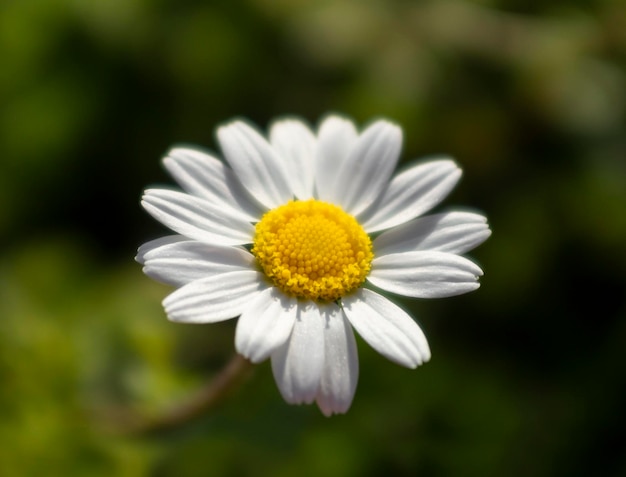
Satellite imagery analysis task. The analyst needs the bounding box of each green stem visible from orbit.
[120,354,254,435]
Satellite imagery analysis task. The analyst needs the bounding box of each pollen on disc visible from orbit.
[252,199,373,301]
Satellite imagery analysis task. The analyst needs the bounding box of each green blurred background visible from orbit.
[1,0,625,475]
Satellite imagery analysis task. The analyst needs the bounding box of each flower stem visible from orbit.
[120,354,254,435]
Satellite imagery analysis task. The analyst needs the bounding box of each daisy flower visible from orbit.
[137,115,490,416]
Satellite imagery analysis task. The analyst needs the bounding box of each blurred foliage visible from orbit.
[1,0,625,476]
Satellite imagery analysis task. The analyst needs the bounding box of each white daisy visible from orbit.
[137,115,491,416]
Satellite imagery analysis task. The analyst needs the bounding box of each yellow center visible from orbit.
[252,199,373,302]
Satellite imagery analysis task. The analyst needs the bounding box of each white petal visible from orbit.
[163,271,267,323]
[361,159,462,233]
[136,235,189,264]
[235,288,297,363]
[141,241,255,287]
[368,251,483,298]
[141,189,254,246]
[342,289,430,368]
[315,116,358,202]
[217,121,292,209]
[164,148,263,222]
[373,211,491,256]
[332,120,402,216]
[315,303,359,417]
[271,302,324,404]
[269,119,316,200]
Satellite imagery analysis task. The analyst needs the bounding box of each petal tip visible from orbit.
[318,114,356,133]
[316,400,350,417]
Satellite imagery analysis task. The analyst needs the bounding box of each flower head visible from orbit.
[137,115,491,416]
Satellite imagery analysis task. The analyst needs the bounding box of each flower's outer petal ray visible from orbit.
[343,289,430,368]
[271,302,324,404]
[368,251,484,298]
[142,189,255,246]
[316,303,359,416]
[334,120,403,216]
[361,159,462,233]
[141,242,255,287]
[270,119,316,200]
[136,235,189,264]
[374,212,491,256]
[163,271,267,323]
[164,148,263,222]
[235,288,297,363]
[217,121,292,209]
[315,116,358,202]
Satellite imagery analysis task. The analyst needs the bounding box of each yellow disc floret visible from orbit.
[252,199,373,302]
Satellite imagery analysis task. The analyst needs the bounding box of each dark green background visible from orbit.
[1,0,625,475]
